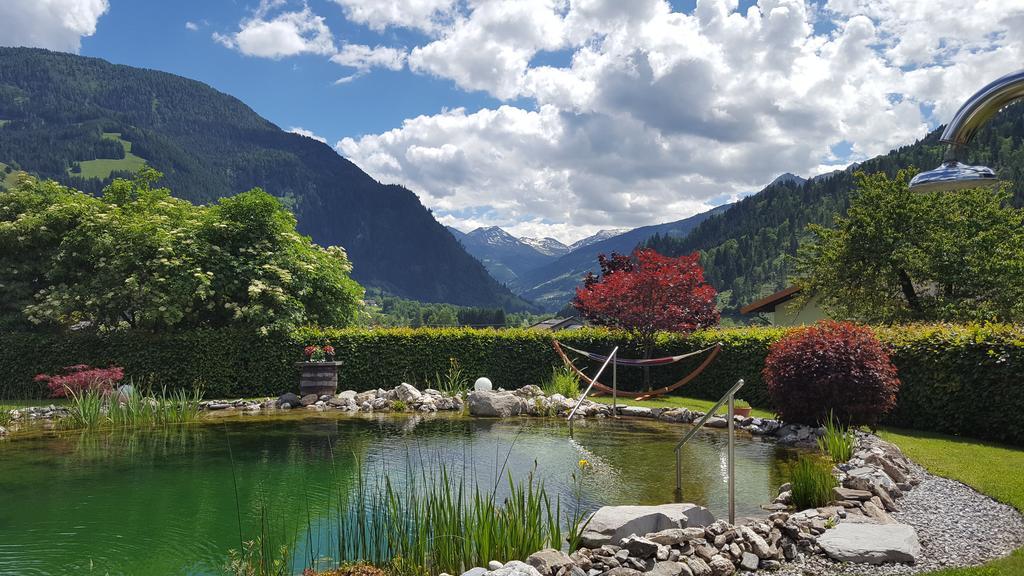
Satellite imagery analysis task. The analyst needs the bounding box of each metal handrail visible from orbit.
[674,378,745,523]
[567,346,618,426]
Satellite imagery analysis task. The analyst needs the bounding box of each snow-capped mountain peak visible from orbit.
[520,236,570,257]
[569,229,630,251]
[466,226,522,247]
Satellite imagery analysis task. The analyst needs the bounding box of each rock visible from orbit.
[581,504,716,548]
[833,486,872,501]
[515,384,544,397]
[649,561,689,576]
[277,392,300,406]
[660,408,695,423]
[336,390,357,401]
[760,560,781,571]
[861,500,895,524]
[526,549,574,576]
[773,491,792,505]
[489,561,505,570]
[707,555,735,576]
[683,557,711,576]
[620,405,654,418]
[738,552,758,572]
[394,383,422,402]
[817,523,921,564]
[602,569,642,576]
[0,426,7,437]
[646,527,706,546]
[621,535,659,558]
[299,393,319,406]
[737,526,775,559]
[486,561,541,576]
[467,390,525,417]
[705,417,728,428]
[462,569,488,576]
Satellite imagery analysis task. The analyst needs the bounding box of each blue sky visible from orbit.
[2,0,1022,243]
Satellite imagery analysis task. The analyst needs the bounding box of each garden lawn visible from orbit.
[877,428,1024,576]
[588,394,776,419]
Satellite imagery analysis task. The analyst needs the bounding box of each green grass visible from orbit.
[878,428,1024,576]
[0,161,20,190]
[789,455,837,509]
[541,365,581,398]
[589,394,776,419]
[68,132,147,179]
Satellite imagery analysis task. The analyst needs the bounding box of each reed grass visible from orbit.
[63,384,203,431]
[789,455,837,509]
[542,365,580,398]
[433,358,468,396]
[817,411,855,463]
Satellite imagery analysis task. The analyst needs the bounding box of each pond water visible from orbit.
[0,413,800,575]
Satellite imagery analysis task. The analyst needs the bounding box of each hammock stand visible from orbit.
[553,340,722,401]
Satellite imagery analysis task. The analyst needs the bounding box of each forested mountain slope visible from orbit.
[0,47,529,310]
[648,103,1024,313]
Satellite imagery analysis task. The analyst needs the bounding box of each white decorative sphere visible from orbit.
[474,377,493,392]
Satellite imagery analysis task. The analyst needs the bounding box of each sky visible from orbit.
[1,1,1023,244]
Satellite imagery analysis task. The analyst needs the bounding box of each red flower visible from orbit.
[303,345,319,358]
[323,345,335,356]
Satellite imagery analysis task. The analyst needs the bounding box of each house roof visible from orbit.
[739,285,803,315]
[528,317,584,331]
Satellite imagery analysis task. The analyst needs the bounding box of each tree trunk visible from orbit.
[897,268,922,317]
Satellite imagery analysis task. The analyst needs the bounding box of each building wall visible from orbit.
[771,294,828,326]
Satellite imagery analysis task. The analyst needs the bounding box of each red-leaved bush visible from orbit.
[763,321,900,427]
[34,365,125,398]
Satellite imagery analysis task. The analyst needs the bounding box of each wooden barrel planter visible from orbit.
[295,361,343,397]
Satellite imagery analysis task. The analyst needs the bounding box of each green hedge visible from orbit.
[1,324,1021,445]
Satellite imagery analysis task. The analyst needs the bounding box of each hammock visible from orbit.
[553,340,722,401]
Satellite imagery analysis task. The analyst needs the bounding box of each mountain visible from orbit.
[647,103,1024,315]
[516,206,731,310]
[0,47,529,311]
[519,236,570,257]
[452,226,556,285]
[568,229,629,251]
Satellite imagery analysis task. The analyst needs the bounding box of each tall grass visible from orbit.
[789,456,837,510]
[433,358,468,396]
[817,411,856,463]
[542,365,580,398]
[63,384,203,431]
[228,449,593,576]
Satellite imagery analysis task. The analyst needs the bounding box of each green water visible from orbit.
[0,413,799,575]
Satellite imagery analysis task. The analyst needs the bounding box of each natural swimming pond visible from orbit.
[0,414,800,575]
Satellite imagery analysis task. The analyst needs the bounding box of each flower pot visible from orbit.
[733,406,752,418]
[295,361,343,397]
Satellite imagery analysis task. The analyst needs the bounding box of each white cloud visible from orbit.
[335,0,1024,237]
[289,126,327,143]
[214,2,335,59]
[331,0,457,33]
[185,21,200,31]
[0,0,109,53]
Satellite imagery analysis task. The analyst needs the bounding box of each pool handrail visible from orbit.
[567,345,618,427]
[674,378,745,524]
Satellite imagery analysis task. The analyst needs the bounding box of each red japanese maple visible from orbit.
[573,248,719,362]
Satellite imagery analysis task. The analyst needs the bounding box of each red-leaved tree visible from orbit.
[573,249,719,387]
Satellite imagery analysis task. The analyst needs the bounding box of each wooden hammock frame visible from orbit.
[553,340,722,401]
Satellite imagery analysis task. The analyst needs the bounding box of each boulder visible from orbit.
[485,562,542,576]
[738,552,758,572]
[646,527,706,546]
[707,555,735,576]
[648,561,689,576]
[817,523,921,564]
[461,569,487,576]
[299,393,319,406]
[581,504,715,548]
[684,557,712,576]
[621,534,659,558]
[394,383,422,403]
[620,405,654,418]
[355,391,377,405]
[468,390,525,417]
[277,392,300,407]
[515,384,544,397]
[526,549,574,576]
[705,417,728,429]
[833,486,872,501]
[737,526,775,559]
[660,408,695,423]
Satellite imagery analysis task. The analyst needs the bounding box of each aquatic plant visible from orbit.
[64,387,106,429]
[389,400,408,412]
[542,365,579,398]
[63,384,203,431]
[789,456,837,510]
[433,358,468,396]
[817,411,855,463]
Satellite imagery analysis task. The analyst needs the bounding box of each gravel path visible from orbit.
[772,462,1024,575]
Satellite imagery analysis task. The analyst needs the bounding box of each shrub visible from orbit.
[789,456,837,509]
[764,321,900,427]
[34,364,125,398]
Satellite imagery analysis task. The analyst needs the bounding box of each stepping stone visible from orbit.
[817,523,920,564]
[833,486,872,501]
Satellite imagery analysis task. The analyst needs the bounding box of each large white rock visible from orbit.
[484,561,542,576]
[467,390,525,417]
[817,522,921,564]
[394,382,422,403]
[580,503,716,548]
